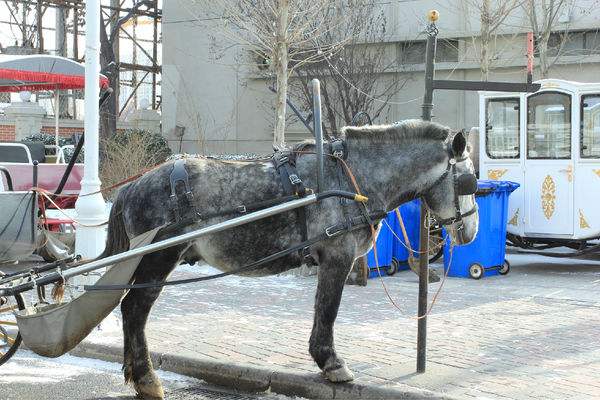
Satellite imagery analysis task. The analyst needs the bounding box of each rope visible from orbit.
[33,188,109,228]
[47,161,164,199]
[384,211,447,256]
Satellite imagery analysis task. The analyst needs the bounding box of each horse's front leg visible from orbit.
[309,250,355,382]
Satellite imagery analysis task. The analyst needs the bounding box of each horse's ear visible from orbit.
[452,131,467,156]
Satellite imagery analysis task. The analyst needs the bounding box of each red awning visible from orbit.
[0,55,109,92]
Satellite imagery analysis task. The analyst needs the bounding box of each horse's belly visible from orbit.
[189,236,303,277]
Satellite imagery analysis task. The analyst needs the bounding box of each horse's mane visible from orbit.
[292,140,316,153]
[340,119,450,144]
[291,120,450,155]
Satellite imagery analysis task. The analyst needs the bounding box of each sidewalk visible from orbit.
[81,251,600,399]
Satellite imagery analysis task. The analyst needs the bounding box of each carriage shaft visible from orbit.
[0,190,363,297]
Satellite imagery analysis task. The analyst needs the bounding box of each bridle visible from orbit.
[430,151,478,229]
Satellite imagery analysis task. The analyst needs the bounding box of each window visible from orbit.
[485,98,520,159]
[541,30,600,57]
[581,95,600,158]
[398,39,459,64]
[527,92,571,159]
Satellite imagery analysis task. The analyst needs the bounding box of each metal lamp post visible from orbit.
[74,0,107,271]
[417,9,439,374]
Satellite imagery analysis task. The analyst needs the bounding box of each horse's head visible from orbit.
[422,130,479,245]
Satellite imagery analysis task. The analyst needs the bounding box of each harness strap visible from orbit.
[85,210,387,291]
[271,150,310,259]
[271,151,308,197]
[169,159,194,222]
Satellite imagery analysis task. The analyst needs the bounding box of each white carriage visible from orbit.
[479,79,600,242]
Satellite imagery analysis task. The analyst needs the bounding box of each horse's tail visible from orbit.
[99,184,131,258]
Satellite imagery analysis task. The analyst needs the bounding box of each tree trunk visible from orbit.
[99,13,118,139]
[480,33,490,81]
[273,0,289,149]
[480,0,491,81]
[538,36,550,78]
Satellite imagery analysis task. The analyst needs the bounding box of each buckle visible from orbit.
[236,205,247,213]
[325,225,339,237]
[333,150,344,158]
[289,174,301,185]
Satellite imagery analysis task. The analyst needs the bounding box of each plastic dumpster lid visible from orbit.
[477,180,520,193]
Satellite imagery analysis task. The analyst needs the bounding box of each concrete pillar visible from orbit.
[4,99,46,141]
[129,108,161,134]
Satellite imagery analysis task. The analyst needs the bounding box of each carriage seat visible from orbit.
[0,141,45,163]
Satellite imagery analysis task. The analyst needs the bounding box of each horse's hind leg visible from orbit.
[121,246,186,399]
[309,250,355,382]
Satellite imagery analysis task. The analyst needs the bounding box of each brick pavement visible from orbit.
[86,251,600,399]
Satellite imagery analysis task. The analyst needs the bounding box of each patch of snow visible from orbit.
[1,350,201,385]
[85,312,122,345]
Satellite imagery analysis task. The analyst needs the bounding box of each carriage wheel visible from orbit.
[499,260,510,275]
[469,263,484,280]
[0,293,24,366]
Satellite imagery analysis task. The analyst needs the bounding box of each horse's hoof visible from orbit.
[134,372,164,399]
[428,268,441,283]
[324,361,355,383]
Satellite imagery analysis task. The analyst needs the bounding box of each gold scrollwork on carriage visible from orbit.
[487,169,508,180]
[541,175,556,220]
[579,209,590,229]
[508,208,519,226]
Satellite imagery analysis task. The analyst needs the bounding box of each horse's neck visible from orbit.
[345,139,447,212]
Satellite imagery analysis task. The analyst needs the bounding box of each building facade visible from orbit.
[162,0,600,155]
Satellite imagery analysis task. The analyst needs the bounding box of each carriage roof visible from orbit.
[479,79,600,97]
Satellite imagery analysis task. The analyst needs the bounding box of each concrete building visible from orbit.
[162,0,600,155]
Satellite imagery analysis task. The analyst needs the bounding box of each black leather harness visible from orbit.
[86,140,477,292]
[271,151,308,197]
[88,209,387,291]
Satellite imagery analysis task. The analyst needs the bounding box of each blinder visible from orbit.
[432,153,478,228]
[456,173,478,196]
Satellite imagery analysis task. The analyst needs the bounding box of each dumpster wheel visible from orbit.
[469,263,484,279]
[499,260,510,275]
[386,259,399,276]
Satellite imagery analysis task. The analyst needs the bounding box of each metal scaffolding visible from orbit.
[0,0,162,114]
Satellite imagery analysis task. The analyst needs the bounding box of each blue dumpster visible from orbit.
[366,212,394,278]
[443,180,520,279]
[366,199,422,278]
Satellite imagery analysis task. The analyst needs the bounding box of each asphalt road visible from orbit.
[0,351,296,400]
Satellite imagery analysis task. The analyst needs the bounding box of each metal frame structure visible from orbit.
[0,0,161,112]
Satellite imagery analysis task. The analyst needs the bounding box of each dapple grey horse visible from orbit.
[101,119,478,398]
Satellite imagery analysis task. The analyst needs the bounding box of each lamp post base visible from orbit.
[74,181,107,291]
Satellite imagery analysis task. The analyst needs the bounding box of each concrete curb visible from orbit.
[71,342,457,400]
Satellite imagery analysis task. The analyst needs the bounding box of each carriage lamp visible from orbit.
[427,10,439,22]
